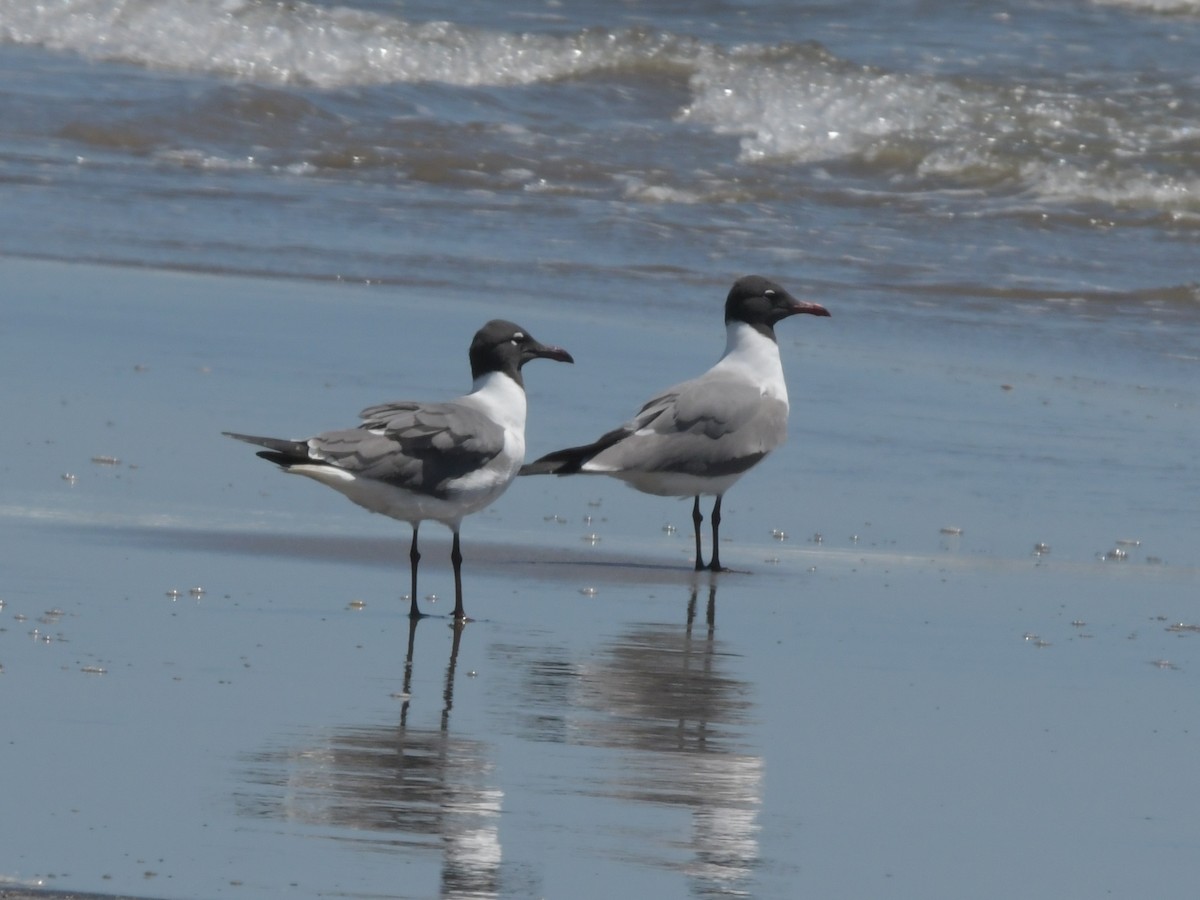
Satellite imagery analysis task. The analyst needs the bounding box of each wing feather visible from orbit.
[306,400,506,496]
[591,378,786,476]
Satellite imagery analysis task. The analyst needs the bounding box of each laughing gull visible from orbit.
[225,320,573,621]
[521,275,829,571]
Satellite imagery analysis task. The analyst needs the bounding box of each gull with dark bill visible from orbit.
[521,275,829,571]
[225,320,573,622]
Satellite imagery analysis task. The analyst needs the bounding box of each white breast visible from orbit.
[710,321,789,408]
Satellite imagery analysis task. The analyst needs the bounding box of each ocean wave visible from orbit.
[1092,0,1200,14]
[680,43,1200,214]
[0,0,697,87]
[680,42,971,165]
[7,0,1196,218]
[1021,162,1200,220]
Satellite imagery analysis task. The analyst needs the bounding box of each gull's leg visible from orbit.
[691,496,705,571]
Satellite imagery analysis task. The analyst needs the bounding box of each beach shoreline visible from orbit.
[2,256,1197,899]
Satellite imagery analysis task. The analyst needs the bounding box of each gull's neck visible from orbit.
[714,320,789,405]
[466,369,528,432]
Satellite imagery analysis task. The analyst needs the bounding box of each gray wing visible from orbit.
[307,400,506,497]
[592,376,788,477]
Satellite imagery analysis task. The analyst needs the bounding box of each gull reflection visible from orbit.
[237,620,501,899]
[511,581,763,895]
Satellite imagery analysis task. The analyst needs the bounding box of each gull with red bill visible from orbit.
[521,275,829,571]
[226,319,573,621]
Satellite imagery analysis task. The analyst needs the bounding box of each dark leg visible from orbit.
[707,495,729,572]
[691,496,704,571]
[407,525,423,619]
[450,530,467,622]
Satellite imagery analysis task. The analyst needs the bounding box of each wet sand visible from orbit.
[2,258,1198,899]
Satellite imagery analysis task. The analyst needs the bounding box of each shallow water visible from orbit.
[2,261,1199,899]
[4,513,1199,900]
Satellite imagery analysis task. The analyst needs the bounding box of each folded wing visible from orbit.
[521,377,787,478]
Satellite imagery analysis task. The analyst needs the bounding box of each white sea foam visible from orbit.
[681,43,1200,214]
[680,44,972,164]
[155,148,259,171]
[1092,0,1200,13]
[1022,161,1200,216]
[0,0,691,88]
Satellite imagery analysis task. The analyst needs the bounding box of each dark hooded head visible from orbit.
[470,319,574,387]
[724,275,830,340]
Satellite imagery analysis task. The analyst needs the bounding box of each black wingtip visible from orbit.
[255,449,297,468]
[520,445,594,476]
[225,431,312,467]
[519,459,567,476]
